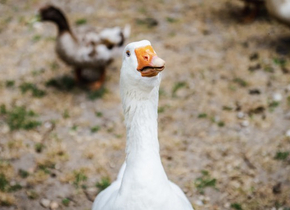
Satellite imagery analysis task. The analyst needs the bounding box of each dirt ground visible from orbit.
[0,0,290,209]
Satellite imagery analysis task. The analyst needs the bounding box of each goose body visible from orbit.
[92,40,193,210]
[40,5,130,90]
[266,0,290,26]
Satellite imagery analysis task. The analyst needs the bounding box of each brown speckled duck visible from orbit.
[39,5,130,90]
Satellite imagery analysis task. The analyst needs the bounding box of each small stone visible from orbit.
[286,130,290,137]
[272,93,282,102]
[50,201,59,210]
[224,203,230,208]
[237,112,245,119]
[195,200,203,206]
[241,120,249,127]
[84,187,98,202]
[40,198,51,208]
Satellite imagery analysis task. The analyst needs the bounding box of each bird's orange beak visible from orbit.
[135,45,165,77]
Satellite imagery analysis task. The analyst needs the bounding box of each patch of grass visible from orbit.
[91,125,100,133]
[135,17,158,28]
[159,88,166,97]
[5,80,15,87]
[273,57,286,67]
[19,82,46,98]
[50,61,59,70]
[96,177,111,191]
[18,169,29,178]
[233,78,248,87]
[274,151,289,160]
[264,66,274,73]
[158,106,166,113]
[172,81,187,97]
[35,143,45,153]
[231,203,243,210]
[194,170,216,194]
[32,34,41,42]
[0,173,9,192]
[75,18,87,25]
[198,113,207,118]
[217,121,225,127]
[0,104,6,114]
[71,125,78,131]
[63,109,70,119]
[95,111,103,117]
[38,162,55,174]
[268,101,279,112]
[27,190,38,199]
[222,106,233,111]
[166,17,178,23]
[0,106,41,130]
[73,170,87,188]
[62,198,70,206]
[46,76,76,91]
[8,183,22,192]
[87,88,107,100]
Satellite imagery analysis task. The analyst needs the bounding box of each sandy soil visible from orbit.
[0,0,290,209]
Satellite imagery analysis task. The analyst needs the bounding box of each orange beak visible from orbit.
[135,45,165,77]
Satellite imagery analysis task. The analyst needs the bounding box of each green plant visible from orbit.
[194,170,216,194]
[35,143,45,153]
[19,82,46,98]
[198,113,207,118]
[27,190,39,199]
[0,104,6,114]
[0,173,8,192]
[75,18,87,25]
[217,121,225,127]
[95,112,103,117]
[46,76,76,91]
[233,78,248,87]
[231,203,243,210]
[91,125,100,133]
[1,106,41,130]
[8,183,22,192]
[62,198,70,206]
[18,169,29,178]
[73,170,87,188]
[274,151,289,160]
[87,88,107,100]
[268,101,279,111]
[172,81,187,97]
[96,177,111,191]
[63,109,70,119]
[5,80,15,87]
[273,57,286,67]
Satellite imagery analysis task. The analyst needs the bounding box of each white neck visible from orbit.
[122,85,160,154]
[119,73,169,195]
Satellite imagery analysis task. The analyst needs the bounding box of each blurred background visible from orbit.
[0,0,290,209]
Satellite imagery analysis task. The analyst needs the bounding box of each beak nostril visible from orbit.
[144,55,149,61]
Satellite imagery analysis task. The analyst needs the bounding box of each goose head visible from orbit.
[120,40,165,93]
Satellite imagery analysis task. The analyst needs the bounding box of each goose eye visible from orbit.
[126,50,131,57]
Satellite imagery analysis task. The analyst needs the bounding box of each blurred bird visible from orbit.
[240,0,265,23]
[265,0,290,27]
[39,5,130,90]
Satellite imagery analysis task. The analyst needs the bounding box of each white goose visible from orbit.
[265,0,290,26]
[92,40,194,210]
